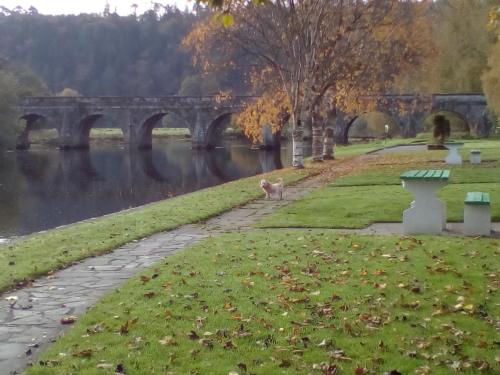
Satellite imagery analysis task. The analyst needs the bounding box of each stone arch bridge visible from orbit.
[336,93,492,143]
[16,96,255,150]
[16,93,492,150]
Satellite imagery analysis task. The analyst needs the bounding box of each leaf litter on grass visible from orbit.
[26,231,500,375]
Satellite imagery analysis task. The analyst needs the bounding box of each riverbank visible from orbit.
[0,138,417,293]
[0,165,314,294]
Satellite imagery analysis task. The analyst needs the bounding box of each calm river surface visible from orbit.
[0,138,310,240]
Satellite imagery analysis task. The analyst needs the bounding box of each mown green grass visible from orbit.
[0,166,314,293]
[28,128,192,143]
[90,128,191,139]
[26,231,499,374]
[259,142,500,229]
[333,138,413,157]
[258,183,500,229]
[333,163,500,187]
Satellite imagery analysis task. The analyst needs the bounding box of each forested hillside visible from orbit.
[0,6,244,96]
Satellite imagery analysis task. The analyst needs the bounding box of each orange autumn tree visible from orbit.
[235,91,290,144]
[482,6,500,121]
[185,1,432,165]
[302,0,433,154]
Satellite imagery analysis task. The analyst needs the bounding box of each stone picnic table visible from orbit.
[443,141,464,165]
[400,169,450,234]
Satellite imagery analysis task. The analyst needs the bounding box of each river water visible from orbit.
[0,138,310,240]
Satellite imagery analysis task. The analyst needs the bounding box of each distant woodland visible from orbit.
[0,5,246,96]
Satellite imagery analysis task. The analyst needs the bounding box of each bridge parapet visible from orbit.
[18,96,255,109]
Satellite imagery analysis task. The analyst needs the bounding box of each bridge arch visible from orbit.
[205,112,234,148]
[348,111,400,140]
[76,114,105,148]
[16,113,59,150]
[135,112,169,149]
[422,110,471,137]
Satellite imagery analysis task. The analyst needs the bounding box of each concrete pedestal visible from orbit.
[402,180,447,234]
[464,204,491,236]
[470,150,481,164]
[444,143,463,165]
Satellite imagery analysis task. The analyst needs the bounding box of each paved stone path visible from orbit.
[0,160,333,375]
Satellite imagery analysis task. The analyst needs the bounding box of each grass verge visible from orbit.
[258,143,500,229]
[26,230,499,374]
[0,166,316,293]
[257,183,500,229]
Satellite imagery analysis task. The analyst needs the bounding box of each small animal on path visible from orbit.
[260,178,283,200]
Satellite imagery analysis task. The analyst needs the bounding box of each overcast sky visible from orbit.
[0,0,191,15]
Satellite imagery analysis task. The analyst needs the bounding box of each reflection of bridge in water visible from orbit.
[13,145,284,234]
[16,96,255,150]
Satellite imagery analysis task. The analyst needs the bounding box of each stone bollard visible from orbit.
[322,128,334,160]
[470,150,481,164]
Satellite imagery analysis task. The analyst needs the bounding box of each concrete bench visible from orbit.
[444,142,464,165]
[470,150,481,164]
[400,169,450,234]
[464,192,491,236]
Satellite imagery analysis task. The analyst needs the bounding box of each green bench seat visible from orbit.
[465,192,490,205]
[400,169,450,181]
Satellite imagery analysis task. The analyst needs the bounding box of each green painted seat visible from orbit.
[465,192,490,205]
[400,169,450,181]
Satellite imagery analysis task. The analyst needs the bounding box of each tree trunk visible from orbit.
[311,112,324,162]
[302,115,313,140]
[292,127,304,168]
[322,127,334,159]
[333,114,352,145]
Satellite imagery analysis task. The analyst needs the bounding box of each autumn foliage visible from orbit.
[235,91,290,143]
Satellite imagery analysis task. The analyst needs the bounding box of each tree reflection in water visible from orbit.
[0,139,296,238]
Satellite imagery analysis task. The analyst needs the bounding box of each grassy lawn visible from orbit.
[259,143,500,229]
[90,128,191,140]
[0,166,316,294]
[28,128,192,143]
[258,183,500,229]
[26,230,499,374]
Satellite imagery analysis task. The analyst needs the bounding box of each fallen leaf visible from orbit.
[187,331,199,340]
[96,363,114,369]
[60,316,77,325]
[72,349,92,358]
[158,336,177,346]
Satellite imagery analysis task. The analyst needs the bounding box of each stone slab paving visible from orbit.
[0,166,330,374]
